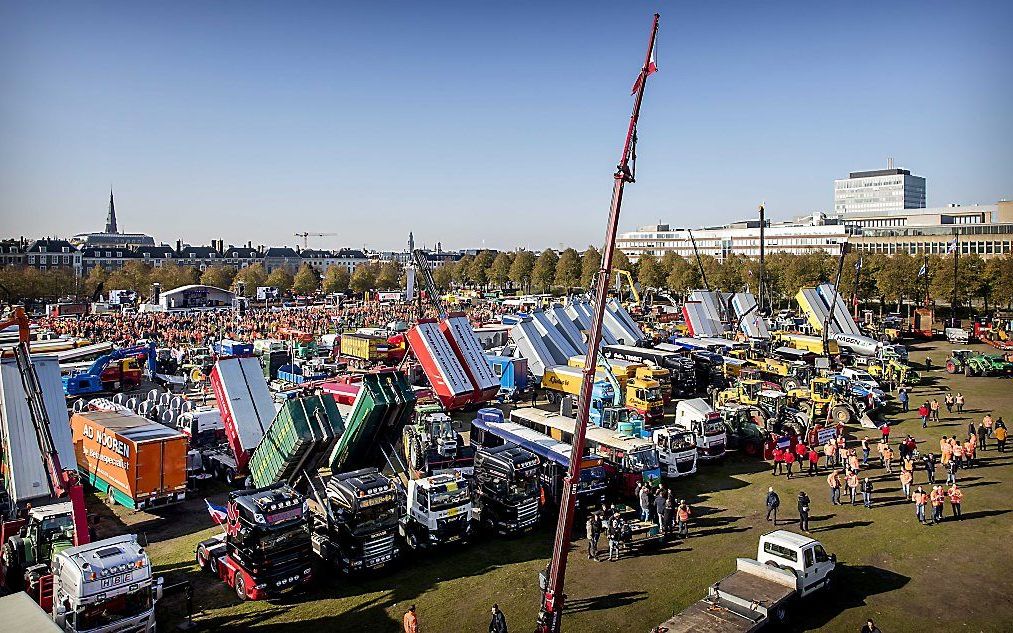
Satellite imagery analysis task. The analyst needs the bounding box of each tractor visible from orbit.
[946,350,1013,377]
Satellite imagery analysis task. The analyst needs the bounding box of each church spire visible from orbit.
[105,187,118,234]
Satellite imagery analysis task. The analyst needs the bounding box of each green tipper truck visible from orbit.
[249,395,346,488]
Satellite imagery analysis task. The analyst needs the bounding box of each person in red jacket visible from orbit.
[807,448,820,476]
[784,449,796,479]
[771,446,784,476]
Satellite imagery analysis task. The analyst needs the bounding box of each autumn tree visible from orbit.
[322,265,350,293]
[84,265,109,298]
[509,250,536,292]
[636,253,665,289]
[200,265,236,290]
[532,250,559,293]
[266,267,294,293]
[666,255,700,294]
[106,261,152,293]
[350,262,378,294]
[454,255,474,286]
[489,252,513,288]
[554,248,582,290]
[375,261,402,290]
[433,262,454,290]
[580,246,601,289]
[468,251,495,288]
[232,263,267,297]
[293,264,321,294]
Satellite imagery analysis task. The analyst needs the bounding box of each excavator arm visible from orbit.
[0,307,30,348]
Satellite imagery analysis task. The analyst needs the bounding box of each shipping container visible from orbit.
[439,314,499,404]
[210,356,277,475]
[405,320,474,410]
[0,355,78,505]
[249,395,345,489]
[70,410,188,510]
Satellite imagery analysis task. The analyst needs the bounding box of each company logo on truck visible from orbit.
[82,424,131,458]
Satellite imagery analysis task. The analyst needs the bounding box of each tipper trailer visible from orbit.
[248,395,345,489]
[210,356,276,478]
[70,410,188,510]
[656,531,835,632]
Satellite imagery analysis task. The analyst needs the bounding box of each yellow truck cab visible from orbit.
[772,332,840,356]
[570,355,673,407]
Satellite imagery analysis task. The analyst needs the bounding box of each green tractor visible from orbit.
[946,350,1013,377]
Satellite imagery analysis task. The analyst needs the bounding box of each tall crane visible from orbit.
[535,14,660,633]
[293,232,337,248]
[411,249,447,319]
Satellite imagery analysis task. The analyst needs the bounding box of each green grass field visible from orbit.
[94,339,1013,632]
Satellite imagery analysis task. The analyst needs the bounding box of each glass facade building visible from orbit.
[834,168,926,214]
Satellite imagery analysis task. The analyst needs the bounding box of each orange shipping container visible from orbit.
[70,410,188,510]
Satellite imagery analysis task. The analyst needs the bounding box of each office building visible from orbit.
[834,167,926,214]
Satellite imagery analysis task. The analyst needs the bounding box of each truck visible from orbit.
[655,531,836,632]
[209,356,276,479]
[541,365,663,426]
[62,343,156,397]
[509,406,661,498]
[247,395,345,489]
[401,402,475,478]
[338,334,392,366]
[672,398,727,461]
[399,471,473,549]
[308,468,401,574]
[51,534,162,633]
[471,444,540,536]
[195,483,313,600]
[69,410,188,510]
[470,409,608,514]
[176,407,243,484]
[0,592,61,632]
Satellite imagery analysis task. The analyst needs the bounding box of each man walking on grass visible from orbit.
[797,491,811,532]
[765,487,780,524]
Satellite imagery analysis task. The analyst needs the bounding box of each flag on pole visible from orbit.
[855,257,863,271]
[630,43,658,95]
[946,239,958,254]
[205,499,228,525]
[918,262,927,277]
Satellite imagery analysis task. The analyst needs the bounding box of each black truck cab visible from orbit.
[472,445,540,535]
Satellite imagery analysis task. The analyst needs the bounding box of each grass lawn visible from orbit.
[94,339,1013,632]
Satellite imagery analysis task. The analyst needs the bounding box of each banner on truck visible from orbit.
[817,428,838,444]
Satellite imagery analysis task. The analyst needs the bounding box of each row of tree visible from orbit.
[4,248,1013,309]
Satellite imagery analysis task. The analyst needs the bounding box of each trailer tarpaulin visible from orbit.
[406,320,474,410]
[816,283,862,336]
[440,314,499,404]
[546,305,588,354]
[682,301,723,337]
[530,309,580,362]
[606,298,646,343]
[731,292,769,339]
[509,317,559,379]
[0,355,78,503]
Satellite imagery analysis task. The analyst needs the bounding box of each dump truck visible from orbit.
[656,531,836,632]
[51,534,162,633]
[70,410,188,510]
[210,356,276,478]
[176,407,242,484]
[248,395,345,489]
[338,333,393,369]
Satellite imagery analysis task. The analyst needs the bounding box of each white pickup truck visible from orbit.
[655,531,836,632]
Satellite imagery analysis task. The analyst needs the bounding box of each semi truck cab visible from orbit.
[52,534,161,633]
[312,468,400,573]
[196,484,313,600]
[401,473,472,549]
[472,445,540,535]
[651,428,699,478]
[673,398,727,460]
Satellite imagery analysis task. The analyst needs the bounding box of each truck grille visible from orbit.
[676,459,696,473]
[517,498,539,524]
[706,442,726,456]
[363,533,395,559]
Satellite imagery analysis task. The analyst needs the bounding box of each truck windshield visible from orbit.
[429,486,470,511]
[253,522,308,551]
[645,387,662,401]
[41,514,75,539]
[509,469,539,503]
[72,585,152,630]
[578,466,608,492]
[703,421,724,436]
[352,502,398,535]
[624,447,659,473]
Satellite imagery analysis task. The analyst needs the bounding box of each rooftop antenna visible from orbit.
[888,157,894,170]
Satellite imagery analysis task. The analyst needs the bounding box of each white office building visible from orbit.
[834,168,926,214]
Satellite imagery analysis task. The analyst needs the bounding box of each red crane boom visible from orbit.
[535,13,660,633]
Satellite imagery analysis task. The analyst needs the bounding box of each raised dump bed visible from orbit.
[328,370,417,473]
[249,395,345,488]
[210,356,277,475]
[440,314,499,404]
[406,320,474,410]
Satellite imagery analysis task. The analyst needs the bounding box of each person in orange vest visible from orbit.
[900,468,913,498]
[847,449,860,474]
[995,424,1008,453]
[912,486,927,524]
[952,440,965,470]
[964,439,976,468]
[940,438,953,466]
[930,486,945,523]
[882,444,894,474]
[403,604,418,633]
[827,470,842,505]
[948,484,964,519]
[676,500,692,538]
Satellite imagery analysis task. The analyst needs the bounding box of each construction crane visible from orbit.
[411,249,447,318]
[293,232,337,248]
[535,14,660,633]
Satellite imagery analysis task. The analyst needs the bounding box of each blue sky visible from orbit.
[1,1,1010,252]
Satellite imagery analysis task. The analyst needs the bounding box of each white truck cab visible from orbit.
[755,530,836,598]
[673,398,727,460]
[839,367,880,391]
[401,472,473,549]
[650,427,699,478]
[51,534,162,633]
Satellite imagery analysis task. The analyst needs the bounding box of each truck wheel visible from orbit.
[781,378,799,392]
[772,605,788,624]
[196,546,209,572]
[832,406,852,425]
[235,575,249,601]
[406,531,420,550]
